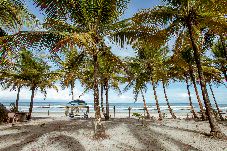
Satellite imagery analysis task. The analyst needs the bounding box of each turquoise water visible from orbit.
[1,101,227,113]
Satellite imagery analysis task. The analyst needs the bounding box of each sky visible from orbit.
[0,0,226,104]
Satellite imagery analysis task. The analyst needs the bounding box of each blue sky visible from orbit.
[0,0,226,104]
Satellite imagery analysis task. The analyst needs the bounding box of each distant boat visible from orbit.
[67,99,87,106]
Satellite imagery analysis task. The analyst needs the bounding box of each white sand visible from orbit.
[0,112,227,151]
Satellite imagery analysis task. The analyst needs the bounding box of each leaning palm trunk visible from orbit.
[189,66,206,120]
[185,76,198,119]
[208,83,224,121]
[187,22,224,138]
[141,90,150,119]
[15,86,21,112]
[162,82,176,119]
[221,66,227,82]
[105,80,109,120]
[151,79,162,120]
[28,87,35,120]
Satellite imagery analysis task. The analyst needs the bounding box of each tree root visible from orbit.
[210,131,227,140]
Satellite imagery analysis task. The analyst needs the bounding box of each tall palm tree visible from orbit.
[99,50,123,120]
[157,47,176,119]
[208,83,224,121]
[16,1,130,126]
[0,70,24,112]
[203,65,225,121]
[180,48,206,120]
[17,49,58,119]
[185,74,199,119]
[132,0,226,137]
[80,48,123,120]
[162,82,176,119]
[169,55,200,119]
[124,57,151,119]
[52,48,85,101]
[125,44,166,120]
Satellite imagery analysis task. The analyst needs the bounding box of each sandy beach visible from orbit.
[0,112,227,151]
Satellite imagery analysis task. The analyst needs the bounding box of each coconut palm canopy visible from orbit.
[0,0,227,138]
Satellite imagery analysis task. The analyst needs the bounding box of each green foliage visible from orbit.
[132,112,142,117]
[0,49,58,101]
[0,0,36,32]
[33,0,129,25]
[0,103,9,123]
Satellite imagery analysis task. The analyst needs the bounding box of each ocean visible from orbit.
[1,101,227,114]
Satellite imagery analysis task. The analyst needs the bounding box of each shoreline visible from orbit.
[32,111,195,119]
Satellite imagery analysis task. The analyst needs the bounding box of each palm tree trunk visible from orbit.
[162,82,176,119]
[71,81,74,101]
[28,87,35,120]
[189,65,206,120]
[221,67,227,82]
[185,75,198,119]
[220,35,227,61]
[105,80,109,120]
[15,86,21,112]
[93,54,101,119]
[141,90,150,119]
[101,84,104,113]
[208,83,224,121]
[187,22,224,138]
[0,27,7,37]
[151,78,162,120]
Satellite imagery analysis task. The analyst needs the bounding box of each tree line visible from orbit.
[0,0,226,138]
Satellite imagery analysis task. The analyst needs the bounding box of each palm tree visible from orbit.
[17,49,58,119]
[124,57,151,119]
[208,83,224,121]
[100,55,123,120]
[157,47,176,119]
[151,78,162,120]
[211,39,227,81]
[82,48,124,120]
[0,63,27,112]
[125,44,166,120]
[180,48,207,120]
[52,48,85,101]
[202,65,225,121]
[16,1,130,126]
[132,0,226,137]
[169,55,200,119]
[0,72,23,112]
[141,89,150,119]
[100,84,105,113]
[162,82,176,119]
[185,74,199,119]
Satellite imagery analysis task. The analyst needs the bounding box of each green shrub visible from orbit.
[0,103,9,123]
